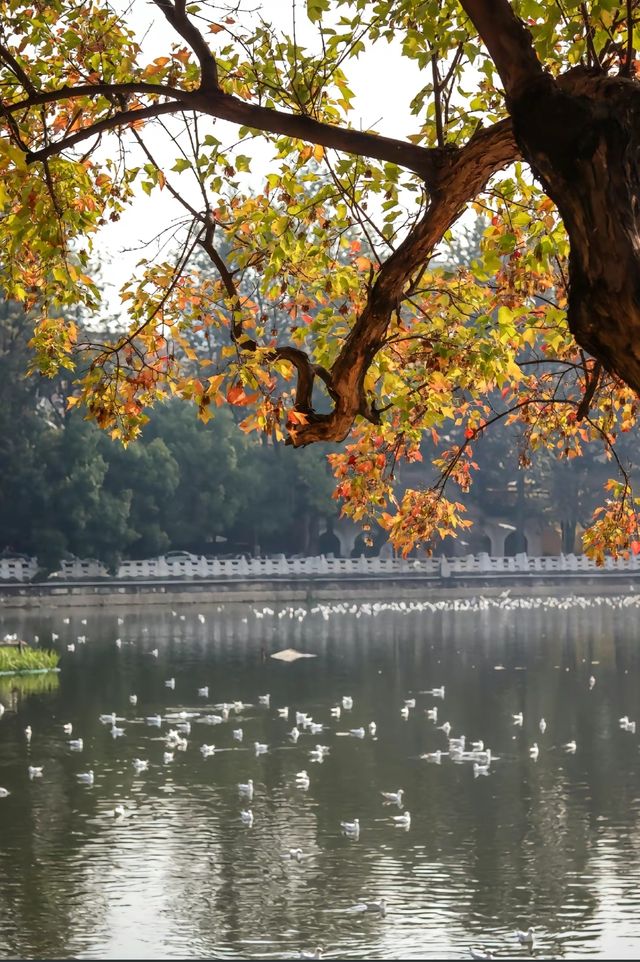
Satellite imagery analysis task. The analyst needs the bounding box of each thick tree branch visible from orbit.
[152,0,219,89]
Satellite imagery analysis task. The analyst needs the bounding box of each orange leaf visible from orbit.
[209,23,224,33]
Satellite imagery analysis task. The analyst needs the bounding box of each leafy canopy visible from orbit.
[2,0,640,560]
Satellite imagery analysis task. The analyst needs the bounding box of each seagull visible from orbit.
[349,728,365,738]
[515,928,535,945]
[146,715,162,727]
[512,712,523,727]
[529,743,539,760]
[99,713,116,725]
[330,707,341,718]
[430,686,445,699]
[129,694,137,706]
[438,722,452,736]
[240,809,254,826]
[232,728,243,741]
[0,788,9,798]
[68,738,83,751]
[404,698,416,708]
[347,898,387,916]
[368,722,377,735]
[297,948,323,959]
[254,742,268,754]
[309,722,324,734]
[341,818,360,836]
[289,727,300,742]
[470,949,493,959]
[205,714,224,725]
[238,779,254,799]
[28,766,43,779]
[259,694,270,706]
[426,707,438,721]
[563,740,577,753]
[66,644,75,653]
[117,617,124,625]
[115,638,122,649]
[24,725,32,741]
[198,613,206,624]
[296,770,310,789]
[200,744,216,757]
[0,704,4,719]
[589,675,596,689]
[400,706,410,720]
[111,726,125,738]
[420,750,442,763]
[197,687,209,698]
[283,847,305,861]
[539,718,547,734]
[381,789,404,804]
[176,721,191,734]
[163,752,174,763]
[278,707,289,719]
[296,711,310,726]
[164,678,175,690]
[392,811,411,828]
[132,758,148,772]
[113,804,126,818]
[150,649,159,658]
[342,696,353,709]
[63,723,73,734]
[77,770,94,785]
[473,763,490,777]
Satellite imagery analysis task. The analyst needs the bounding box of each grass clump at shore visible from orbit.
[0,647,60,673]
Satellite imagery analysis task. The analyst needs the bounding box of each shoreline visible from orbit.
[1,572,639,609]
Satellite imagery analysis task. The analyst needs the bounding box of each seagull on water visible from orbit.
[259,694,270,706]
[347,898,387,916]
[278,707,289,719]
[132,758,148,772]
[68,738,83,751]
[146,715,162,727]
[296,770,310,789]
[539,718,547,734]
[254,741,268,755]
[28,766,43,779]
[238,779,254,799]
[24,726,32,741]
[469,949,493,959]
[400,706,410,720]
[240,809,254,826]
[342,696,353,710]
[297,948,323,959]
[368,722,377,736]
[63,723,73,734]
[0,788,9,798]
[200,744,216,757]
[426,707,438,721]
[232,728,243,741]
[420,750,442,763]
[129,694,137,706]
[529,743,539,760]
[163,751,174,764]
[392,811,411,828]
[349,727,365,738]
[197,687,209,698]
[381,789,404,805]
[473,762,490,777]
[512,712,523,727]
[340,818,360,836]
[563,740,577,753]
[515,928,535,945]
[330,706,341,718]
[77,770,94,785]
[165,678,175,690]
[289,727,300,742]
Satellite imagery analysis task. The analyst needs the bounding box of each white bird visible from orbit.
[296,770,310,789]
[117,617,124,625]
[297,949,323,960]
[80,618,87,625]
[278,707,289,719]
[426,707,438,721]
[200,744,216,757]
[539,718,547,734]
[392,811,411,828]
[368,722,377,735]
[68,738,83,751]
[309,722,324,734]
[146,715,162,727]
[132,758,148,772]
[176,721,191,734]
[66,644,75,653]
[129,694,137,706]
[330,706,341,718]
[197,687,209,698]
[342,696,353,709]
[63,617,70,624]
[515,928,535,946]
[28,766,43,778]
[438,721,452,736]
[115,638,122,649]
[589,675,596,689]
[420,750,442,763]
[232,728,243,741]
[471,740,484,751]
[381,789,404,804]
[63,723,73,734]
[259,694,270,706]
[24,725,32,741]
[238,779,254,799]
[113,804,126,818]
[205,714,224,725]
[296,711,310,726]
[232,701,244,713]
[349,727,365,738]
[474,762,490,777]
[240,809,254,826]
[469,949,493,960]
[163,751,174,763]
[563,740,577,753]
[254,742,268,754]
[77,635,86,645]
[150,649,159,658]
[198,613,206,624]
[512,712,523,727]
[0,704,4,719]
[404,698,416,708]
[347,898,387,915]
[0,788,9,797]
[430,686,445,699]
[111,726,125,738]
[340,818,360,836]
[51,633,59,641]
[283,848,305,861]
[529,743,539,760]
[99,713,116,725]
[77,770,94,785]
[400,706,410,720]
[619,715,630,726]
[624,720,637,733]
[165,678,175,690]
[289,727,300,742]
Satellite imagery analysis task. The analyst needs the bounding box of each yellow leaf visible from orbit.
[313,144,325,162]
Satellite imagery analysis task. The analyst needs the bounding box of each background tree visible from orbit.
[3,2,640,559]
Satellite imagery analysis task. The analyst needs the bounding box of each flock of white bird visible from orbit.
[0,591,637,958]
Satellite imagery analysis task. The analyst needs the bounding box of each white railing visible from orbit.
[3,551,640,583]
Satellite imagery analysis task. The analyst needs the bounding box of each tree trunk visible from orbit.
[511,71,640,394]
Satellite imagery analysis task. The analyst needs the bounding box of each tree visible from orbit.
[3,1,640,559]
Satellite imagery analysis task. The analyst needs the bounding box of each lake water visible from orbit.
[2,594,640,959]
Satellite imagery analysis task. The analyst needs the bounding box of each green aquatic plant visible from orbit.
[0,647,60,673]
[0,671,60,699]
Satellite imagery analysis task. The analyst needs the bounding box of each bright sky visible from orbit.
[95,0,427,316]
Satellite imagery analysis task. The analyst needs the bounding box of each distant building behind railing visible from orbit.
[2,551,640,583]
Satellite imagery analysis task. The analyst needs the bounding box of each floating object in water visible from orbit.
[342,696,353,710]
[270,648,317,662]
[197,686,209,698]
[392,811,411,828]
[589,675,596,689]
[539,718,547,734]
[254,742,268,754]
[200,744,216,757]
[474,763,490,777]
[129,694,137,706]
[238,779,254,799]
[512,713,523,727]
[563,740,577,753]
[68,738,83,751]
[340,818,360,836]
[420,750,442,764]
[529,743,539,760]
[381,789,404,805]
[259,694,270,706]
[132,758,148,772]
[515,928,535,946]
[240,809,253,826]
[232,728,243,741]
[77,770,94,785]
[63,723,72,734]
[296,770,310,789]
[165,678,175,690]
[368,721,377,736]
[28,766,43,779]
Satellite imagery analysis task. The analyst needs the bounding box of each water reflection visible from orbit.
[1,597,640,957]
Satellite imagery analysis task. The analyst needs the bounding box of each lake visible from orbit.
[1,593,640,959]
